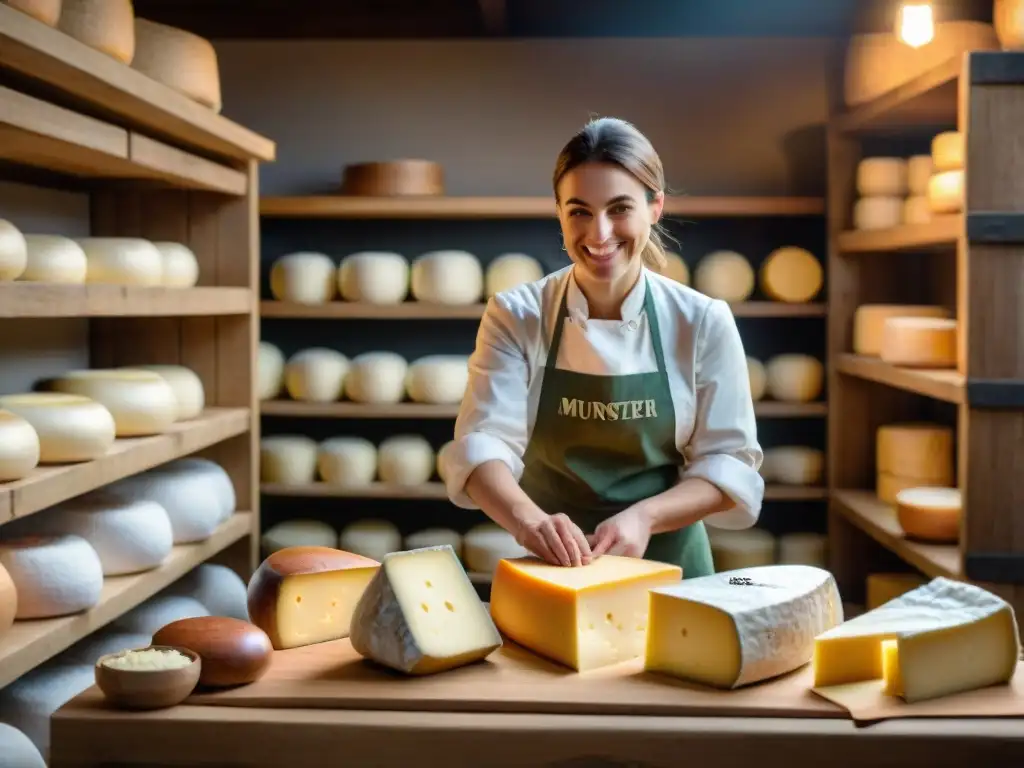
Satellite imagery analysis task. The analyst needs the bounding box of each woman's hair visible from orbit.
[552,116,672,270]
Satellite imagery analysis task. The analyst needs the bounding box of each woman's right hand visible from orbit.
[515,512,592,567]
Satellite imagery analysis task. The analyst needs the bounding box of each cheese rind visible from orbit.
[0,393,115,463]
[646,565,843,688]
[853,304,951,356]
[350,545,502,675]
[490,555,682,671]
[759,246,823,304]
[880,317,957,368]
[876,423,953,484]
[895,486,961,543]
[693,250,754,303]
[0,409,40,481]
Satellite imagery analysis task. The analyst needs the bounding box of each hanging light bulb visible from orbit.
[897,2,935,48]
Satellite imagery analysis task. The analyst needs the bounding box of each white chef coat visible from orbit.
[438,264,765,530]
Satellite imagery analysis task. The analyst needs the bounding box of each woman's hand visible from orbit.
[516,512,592,567]
[588,504,653,558]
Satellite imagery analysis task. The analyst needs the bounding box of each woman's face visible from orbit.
[556,161,664,285]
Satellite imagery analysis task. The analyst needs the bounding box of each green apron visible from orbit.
[518,275,714,578]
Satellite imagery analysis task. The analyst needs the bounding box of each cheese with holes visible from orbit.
[405,528,463,559]
[765,354,823,402]
[270,252,336,304]
[20,235,87,283]
[853,196,902,230]
[247,546,381,650]
[813,577,1020,702]
[485,253,544,297]
[0,409,39,481]
[761,446,823,485]
[708,528,776,572]
[0,535,103,618]
[317,436,377,486]
[853,304,951,356]
[759,246,822,304]
[338,251,410,304]
[405,355,469,404]
[880,317,957,367]
[411,250,484,305]
[261,519,337,555]
[462,523,528,573]
[907,155,933,195]
[377,435,434,485]
[856,158,908,197]
[258,342,285,400]
[902,196,931,225]
[344,351,409,403]
[747,357,766,401]
[646,565,842,688]
[0,392,115,463]
[153,242,199,288]
[932,131,964,172]
[928,169,964,214]
[284,348,349,403]
[350,545,501,674]
[132,19,222,112]
[261,435,318,484]
[777,533,827,567]
[76,238,162,286]
[866,573,928,610]
[48,368,177,436]
[876,423,953,483]
[57,0,135,63]
[0,219,26,281]
[339,519,401,561]
[5,0,61,27]
[895,487,961,543]
[693,250,754,302]
[490,555,682,671]
[127,364,205,420]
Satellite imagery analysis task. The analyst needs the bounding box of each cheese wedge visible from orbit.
[813,577,1020,702]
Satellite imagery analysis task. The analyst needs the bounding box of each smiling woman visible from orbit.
[438,116,765,579]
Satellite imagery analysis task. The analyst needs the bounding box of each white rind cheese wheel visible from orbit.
[485,253,544,297]
[284,348,349,403]
[777,533,827,568]
[462,523,528,574]
[20,235,88,283]
[410,250,484,305]
[0,219,27,281]
[57,0,136,63]
[877,423,954,484]
[317,436,377,486]
[405,355,469,404]
[337,252,410,304]
[856,157,908,196]
[269,252,336,304]
[132,18,222,112]
[127,365,205,421]
[759,246,823,303]
[927,169,964,214]
[853,304,951,356]
[895,486,962,543]
[114,594,209,636]
[707,528,776,572]
[76,238,162,286]
[765,354,824,402]
[344,352,409,404]
[693,251,754,302]
[48,369,177,436]
[0,392,115,463]
[258,342,285,401]
[746,357,766,401]
[906,155,933,195]
[0,409,40,481]
[0,534,103,618]
[260,519,337,556]
[902,196,932,225]
[0,663,97,757]
[436,439,453,481]
[260,435,318,485]
[404,527,464,559]
[932,131,964,172]
[761,446,824,485]
[377,435,434,485]
[0,721,46,768]
[654,251,690,285]
[853,196,903,230]
[165,563,249,621]
[5,0,62,27]
[152,242,200,288]
[880,317,957,368]
[339,519,401,562]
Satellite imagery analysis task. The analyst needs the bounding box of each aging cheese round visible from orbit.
[260,519,337,555]
[895,486,961,543]
[927,169,964,214]
[0,392,115,463]
[404,527,464,559]
[411,250,484,305]
[269,252,336,304]
[57,0,136,63]
[132,19,222,112]
[377,435,434,485]
[931,131,964,172]
[746,357,766,401]
[880,317,957,368]
[436,439,453,481]
[337,251,410,304]
[261,435,318,485]
[693,251,754,302]
[853,196,903,230]
[462,523,528,574]
[765,354,824,402]
[876,423,954,484]
[902,196,932,225]
[48,369,177,436]
[707,528,775,572]
[5,0,62,26]
[777,532,827,568]
[20,235,88,283]
[906,155,933,195]
[127,364,205,421]
[0,218,27,281]
[317,436,377,486]
[0,663,97,757]
[114,594,210,636]
[0,409,40,482]
[405,355,469,404]
[0,534,104,618]
[258,341,285,401]
[0,561,16,635]
[485,253,544,297]
[153,242,200,288]
[284,347,349,403]
[853,304,952,356]
[856,157,908,197]
[76,238,163,286]
[761,446,824,485]
[759,246,823,303]
[339,519,401,561]
[344,352,409,404]
[166,562,250,621]
[654,251,690,286]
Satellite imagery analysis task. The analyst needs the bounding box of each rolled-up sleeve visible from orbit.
[682,299,765,530]
[440,294,531,509]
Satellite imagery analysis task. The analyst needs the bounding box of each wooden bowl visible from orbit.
[152,616,274,688]
[341,160,444,196]
[95,645,201,710]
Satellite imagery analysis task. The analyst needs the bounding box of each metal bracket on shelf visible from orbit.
[966,213,1024,243]
[965,553,1024,585]
[965,380,1024,409]
[969,52,1024,85]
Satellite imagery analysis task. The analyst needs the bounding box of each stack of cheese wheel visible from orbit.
[0,392,116,464]
[851,303,953,356]
[875,422,954,504]
[57,0,136,64]
[928,131,965,215]
[339,518,401,561]
[411,250,484,305]
[758,246,823,304]
[763,354,824,403]
[405,355,469,404]
[284,348,349,403]
[132,18,222,112]
[760,446,824,486]
[269,252,336,304]
[852,156,907,229]
[693,250,754,302]
[903,154,934,224]
[706,527,776,572]
[258,342,286,400]
[337,252,410,304]
[485,253,544,297]
[46,368,177,437]
[0,219,28,280]
[0,409,40,482]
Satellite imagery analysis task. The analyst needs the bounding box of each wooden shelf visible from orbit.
[836,216,960,254]
[259,195,825,219]
[0,408,250,524]
[0,4,275,162]
[836,354,964,404]
[0,285,253,318]
[753,401,828,417]
[0,511,253,690]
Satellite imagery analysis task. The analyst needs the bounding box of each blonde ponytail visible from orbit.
[641,222,675,270]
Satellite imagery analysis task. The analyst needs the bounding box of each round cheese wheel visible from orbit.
[339,519,401,561]
[856,157,908,196]
[153,242,200,288]
[114,594,209,636]
[57,0,136,63]
[344,352,408,404]
[19,234,87,283]
[852,196,902,230]
[76,238,163,286]
[0,534,103,618]
[284,348,349,403]
[48,368,177,436]
[405,527,463,559]
[876,423,954,484]
[761,446,824,485]
[410,250,484,305]
[746,357,766,401]
[852,304,951,356]
[759,246,823,303]
[0,561,16,636]
[0,392,115,463]
[405,355,469,404]
[63,629,153,665]
[927,169,964,214]
[693,251,754,302]
[462,523,528,574]
[132,18,222,112]
[269,252,336,304]
[5,0,62,26]
[906,154,933,195]
[654,251,690,285]
[0,663,96,757]
[436,439,454,481]
[127,364,205,421]
[707,528,776,572]
[880,317,957,367]
[765,354,824,402]
[337,251,410,304]
[902,195,932,225]
[0,722,46,768]
[317,436,377,486]
[895,486,961,543]
[260,435,318,484]
[0,409,39,482]
[0,219,27,281]
[777,532,827,567]
[931,131,964,172]
[377,435,434,485]
[165,563,249,621]
[258,341,285,401]
[261,519,337,555]
[485,253,544,297]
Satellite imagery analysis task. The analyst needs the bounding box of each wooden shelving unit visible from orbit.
[826,51,1024,620]
[0,6,273,688]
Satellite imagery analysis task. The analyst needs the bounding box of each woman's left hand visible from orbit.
[587,504,653,558]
